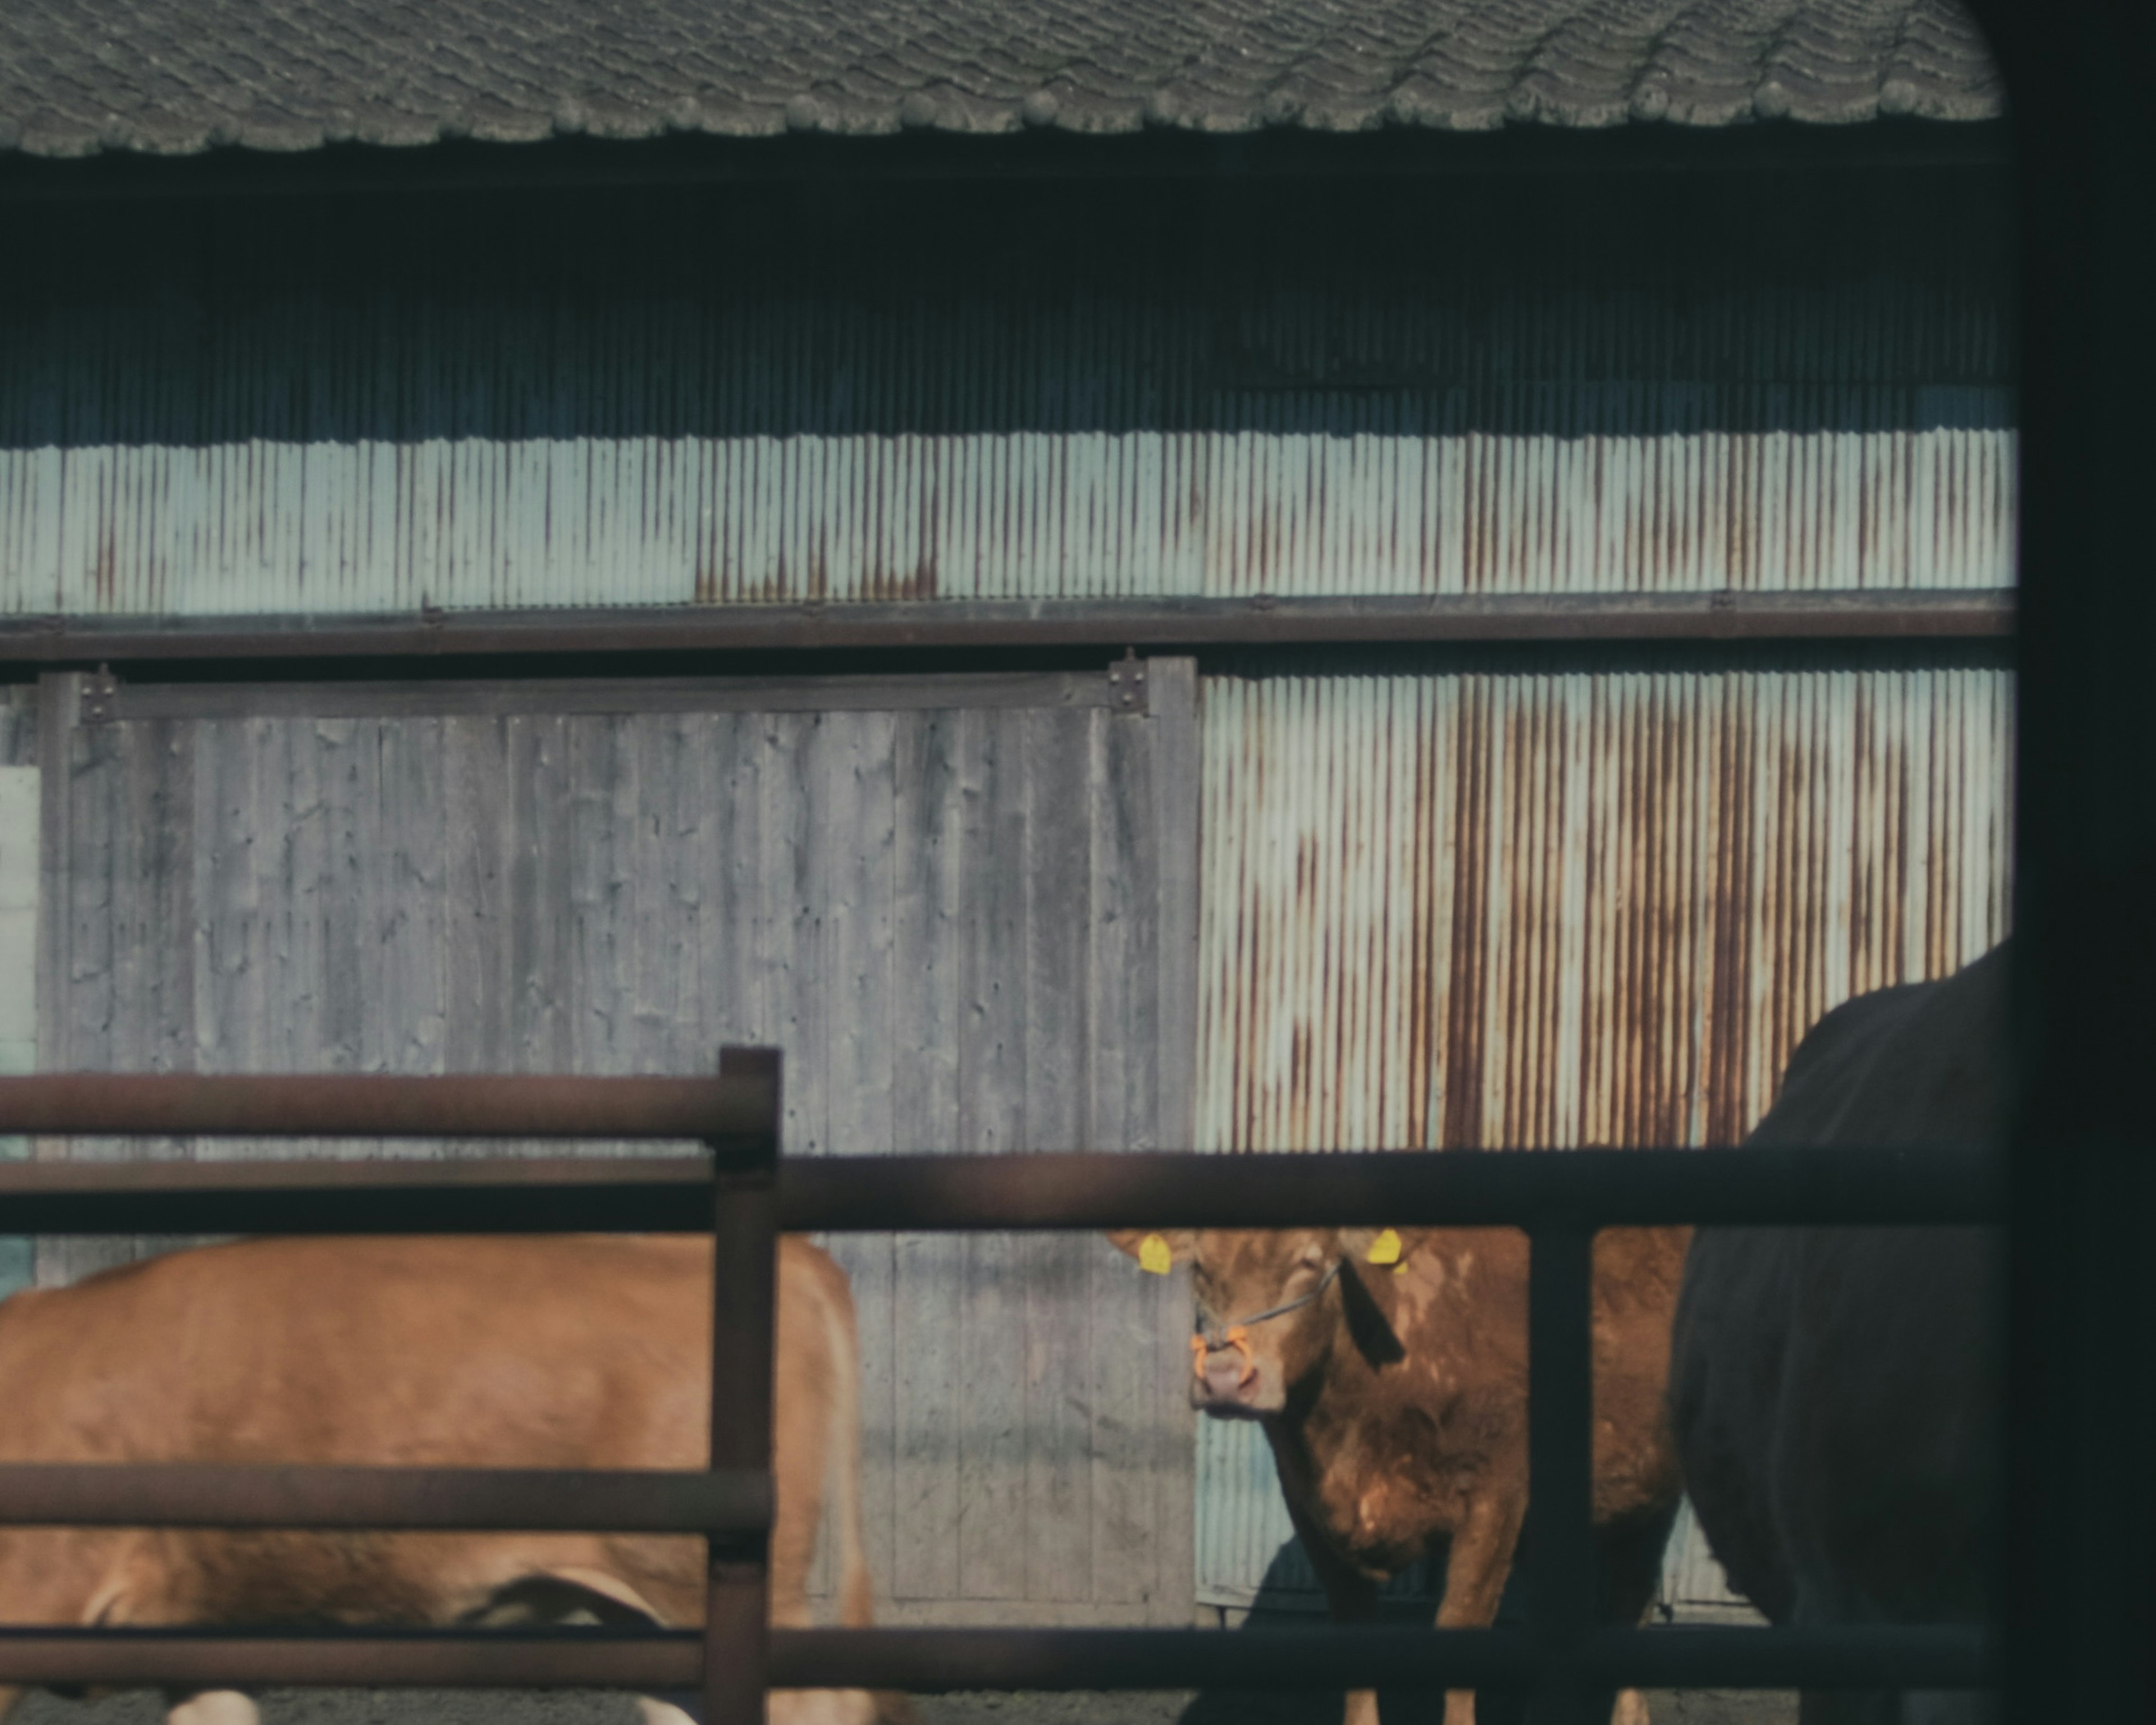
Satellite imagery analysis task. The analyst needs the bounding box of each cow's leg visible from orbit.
[1594,1502,1679,1725]
[1277,1492,1381,1725]
[166,1691,259,1725]
[1608,1692,1650,1725]
[1432,1491,1528,1725]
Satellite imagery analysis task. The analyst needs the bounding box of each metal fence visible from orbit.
[0,1056,1999,1722]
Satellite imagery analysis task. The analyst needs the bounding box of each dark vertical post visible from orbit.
[1526,1221,1598,1725]
[706,1047,782,1725]
[1966,8,2156,1725]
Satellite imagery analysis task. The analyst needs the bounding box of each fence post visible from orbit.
[1527,1220,1599,1725]
[706,1047,782,1725]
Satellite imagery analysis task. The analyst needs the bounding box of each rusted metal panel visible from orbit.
[1195,667,2013,1155]
[1192,662,2013,1609]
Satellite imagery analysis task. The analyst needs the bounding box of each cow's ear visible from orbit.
[1107,1229,1195,1273]
[1340,1227,1428,1272]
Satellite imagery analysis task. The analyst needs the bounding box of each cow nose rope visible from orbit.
[1190,1259,1345,1389]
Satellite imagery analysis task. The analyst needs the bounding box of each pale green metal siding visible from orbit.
[0,186,2011,618]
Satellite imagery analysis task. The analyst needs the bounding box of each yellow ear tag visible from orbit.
[1138,1233,1174,1275]
[1367,1228,1403,1268]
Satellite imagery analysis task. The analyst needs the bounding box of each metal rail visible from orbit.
[0,1067,1997,1716]
[0,590,2014,666]
[0,1625,1996,1694]
[0,1139,2005,1238]
[775,1625,1995,1693]
[0,1466,770,1536]
[0,1072,769,1141]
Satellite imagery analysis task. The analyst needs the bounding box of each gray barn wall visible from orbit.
[0,175,2009,616]
[0,688,34,1292]
[0,689,31,766]
[30,663,1200,1627]
[3,166,2016,1628]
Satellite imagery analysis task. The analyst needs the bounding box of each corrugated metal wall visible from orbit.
[1197,667,2013,1155]
[1191,662,2015,1608]
[32,667,1200,1627]
[0,182,2010,616]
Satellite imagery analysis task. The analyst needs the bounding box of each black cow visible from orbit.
[1670,944,2007,1725]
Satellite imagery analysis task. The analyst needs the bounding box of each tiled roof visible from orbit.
[0,0,2002,159]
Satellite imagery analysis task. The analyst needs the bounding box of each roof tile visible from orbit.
[0,0,2002,160]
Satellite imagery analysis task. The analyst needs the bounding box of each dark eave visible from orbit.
[0,116,2012,203]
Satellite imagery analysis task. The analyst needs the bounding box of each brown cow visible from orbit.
[0,1233,905,1725]
[1113,1221,1689,1725]
[1670,945,2006,1725]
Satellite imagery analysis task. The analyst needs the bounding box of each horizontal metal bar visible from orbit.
[0,1074,770,1142]
[0,1625,1994,1694]
[777,1149,2004,1229]
[77,670,1121,725]
[1568,1627,1995,1690]
[0,1155,714,1233]
[0,592,2015,666]
[0,1466,770,1535]
[774,1627,1533,1692]
[773,1626,1995,1694]
[0,1629,701,1690]
[0,1149,2004,1233]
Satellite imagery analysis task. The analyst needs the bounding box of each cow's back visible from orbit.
[1670,947,2007,1634]
[0,1235,721,1467]
[0,1234,848,1631]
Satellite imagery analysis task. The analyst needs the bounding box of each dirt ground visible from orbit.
[12,1685,1798,1725]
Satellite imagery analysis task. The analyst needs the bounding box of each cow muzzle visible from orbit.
[1188,1259,1344,1410]
[1191,1328,1259,1400]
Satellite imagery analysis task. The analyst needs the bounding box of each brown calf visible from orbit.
[1114,1221,1688,1725]
[0,1233,905,1725]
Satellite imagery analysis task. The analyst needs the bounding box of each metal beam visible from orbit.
[0,1625,1993,1694]
[0,1631,702,1691]
[774,1146,2004,1229]
[0,1466,770,1535]
[0,592,2015,668]
[771,1626,1994,1694]
[1527,1223,1600,1723]
[0,1143,2004,1233]
[0,1072,766,1141]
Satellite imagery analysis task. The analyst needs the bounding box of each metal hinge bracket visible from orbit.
[78,669,120,725]
[1107,652,1149,714]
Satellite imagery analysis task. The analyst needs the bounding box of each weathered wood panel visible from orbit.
[0,709,38,1292]
[0,688,32,768]
[33,665,1199,1626]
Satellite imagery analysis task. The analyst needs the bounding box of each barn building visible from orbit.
[0,1,2011,1630]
